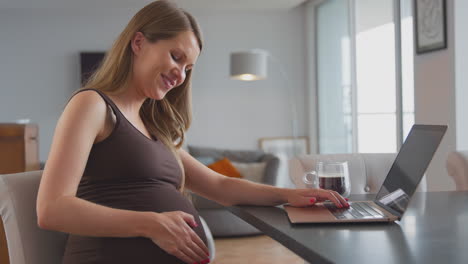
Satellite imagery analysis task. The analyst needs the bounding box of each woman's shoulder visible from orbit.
[64,89,108,124]
[68,89,108,110]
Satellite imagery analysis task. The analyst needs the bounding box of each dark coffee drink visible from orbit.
[319,176,346,195]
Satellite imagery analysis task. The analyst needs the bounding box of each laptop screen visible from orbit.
[375,125,447,217]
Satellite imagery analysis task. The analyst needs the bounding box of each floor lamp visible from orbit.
[230,49,300,188]
[230,49,299,147]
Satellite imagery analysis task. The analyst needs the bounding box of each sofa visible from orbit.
[188,145,280,237]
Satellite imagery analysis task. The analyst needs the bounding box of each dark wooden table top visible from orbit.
[227,191,468,264]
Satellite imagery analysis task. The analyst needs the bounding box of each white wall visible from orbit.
[455,0,468,150]
[413,0,456,191]
[0,8,136,162]
[186,8,307,150]
[0,7,307,162]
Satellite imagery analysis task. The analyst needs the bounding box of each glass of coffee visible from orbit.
[303,161,351,197]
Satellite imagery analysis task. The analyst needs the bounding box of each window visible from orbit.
[315,0,414,154]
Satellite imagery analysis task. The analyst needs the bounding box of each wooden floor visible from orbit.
[211,235,304,264]
[1,227,304,264]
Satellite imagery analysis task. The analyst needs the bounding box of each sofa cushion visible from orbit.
[188,145,280,186]
[188,145,265,163]
[207,158,243,178]
[231,161,267,183]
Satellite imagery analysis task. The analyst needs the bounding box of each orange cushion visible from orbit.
[207,158,243,178]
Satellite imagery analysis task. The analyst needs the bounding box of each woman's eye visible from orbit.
[171,53,180,61]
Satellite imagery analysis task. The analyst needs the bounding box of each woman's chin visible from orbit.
[150,90,167,101]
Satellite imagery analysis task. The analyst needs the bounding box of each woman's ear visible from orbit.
[131,32,146,56]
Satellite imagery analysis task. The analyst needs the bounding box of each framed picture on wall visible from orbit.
[414,0,447,54]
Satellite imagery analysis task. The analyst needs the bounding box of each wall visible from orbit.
[413,0,456,191]
[0,7,307,162]
[455,0,468,150]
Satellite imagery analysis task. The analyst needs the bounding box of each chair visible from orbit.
[188,145,280,237]
[446,151,468,191]
[0,170,215,264]
[289,153,427,194]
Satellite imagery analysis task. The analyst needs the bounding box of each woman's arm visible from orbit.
[37,91,151,236]
[181,150,349,208]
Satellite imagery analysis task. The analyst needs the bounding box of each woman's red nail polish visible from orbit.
[345,198,349,201]
[310,198,316,203]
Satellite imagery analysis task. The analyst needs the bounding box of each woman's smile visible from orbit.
[161,74,176,90]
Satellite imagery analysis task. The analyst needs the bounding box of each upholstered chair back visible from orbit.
[446,151,468,191]
[289,153,427,194]
[0,171,68,264]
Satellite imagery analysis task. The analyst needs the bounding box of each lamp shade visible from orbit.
[230,50,268,81]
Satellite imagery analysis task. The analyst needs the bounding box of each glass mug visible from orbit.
[303,161,351,198]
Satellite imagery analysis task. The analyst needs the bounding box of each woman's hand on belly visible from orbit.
[142,211,210,264]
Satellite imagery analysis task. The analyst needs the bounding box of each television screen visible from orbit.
[80,52,105,85]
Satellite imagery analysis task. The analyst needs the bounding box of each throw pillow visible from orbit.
[207,158,243,178]
[231,161,267,183]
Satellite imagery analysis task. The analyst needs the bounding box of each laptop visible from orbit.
[284,124,447,224]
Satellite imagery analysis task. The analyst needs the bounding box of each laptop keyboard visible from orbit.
[324,202,386,220]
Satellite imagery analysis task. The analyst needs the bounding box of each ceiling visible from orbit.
[0,0,308,10]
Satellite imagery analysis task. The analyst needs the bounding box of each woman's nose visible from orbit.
[170,67,186,86]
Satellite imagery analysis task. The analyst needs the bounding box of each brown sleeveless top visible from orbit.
[62,89,206,264]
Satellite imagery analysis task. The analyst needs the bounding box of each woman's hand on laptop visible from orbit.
[285,188,349,208]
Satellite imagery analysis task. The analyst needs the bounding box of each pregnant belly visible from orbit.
[79,183,205,239]
[79,182,196,213]
[63,184,207,264]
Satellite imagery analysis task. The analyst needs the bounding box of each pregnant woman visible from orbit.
[36,1,348,263]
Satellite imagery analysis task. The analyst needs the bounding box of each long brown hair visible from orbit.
[82,0,203,191]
